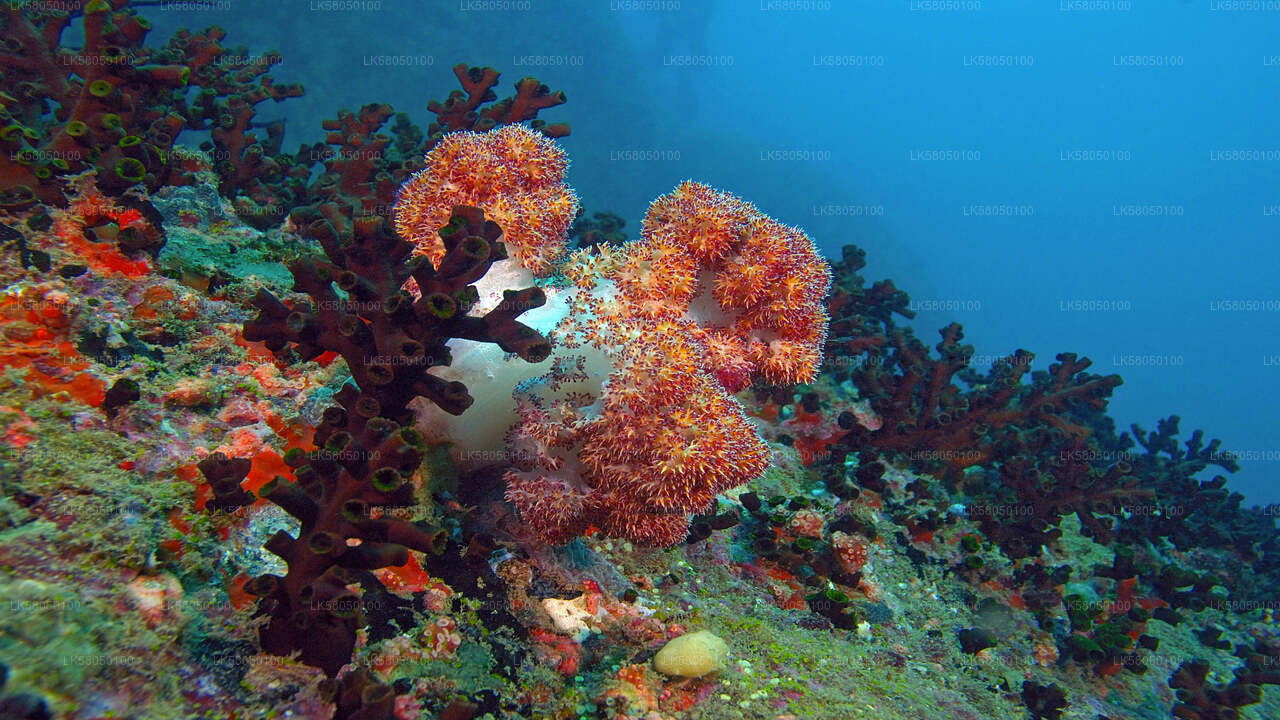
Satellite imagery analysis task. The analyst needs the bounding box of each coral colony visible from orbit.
[0,2,1277,720]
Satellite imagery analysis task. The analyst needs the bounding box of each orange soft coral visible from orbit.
[392,124,578,275]
[504,321,770,547]
[623,181,832,386]
[493,182,829,547]
[389,141,829,547]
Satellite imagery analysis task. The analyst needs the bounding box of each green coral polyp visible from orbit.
[114,158,146,183]
[398,427,424,448]
[341,500,369,523]
[307,531,341,556]
[325,431,352,454]
[425,293,456,319]
[371,467,402,493]
[88,80,115,98]
[0,186,36,208]
[282,447,308,467]
[460,236,490,259]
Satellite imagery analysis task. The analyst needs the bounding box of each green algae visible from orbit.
[0,571,185,717]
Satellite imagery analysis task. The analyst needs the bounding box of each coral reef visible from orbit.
[155,25,304,228]
[1169,639,1280,720]
[425,62,569,144]
[2,4,1278,720]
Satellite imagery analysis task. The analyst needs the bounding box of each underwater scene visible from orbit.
[2,1,1279,718]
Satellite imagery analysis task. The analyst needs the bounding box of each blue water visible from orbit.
[148,0,1279,505]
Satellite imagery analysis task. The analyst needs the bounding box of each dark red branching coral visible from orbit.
[323,669,400,720]
[835,322,1123,480]
[0,0,305,233]
[851,337,1150,560]
[1117,417,1255,551]
[802,243,1157,560]
[0,0,190,207]
[199,382,446,678]
[203,204,549,676]
[427,62,569,143]
[823,244,914,361]
[198,81,561,677]
[969,427,1153,559]
[823,245,1120,483]
[247,204,550,419]
[1021,681,1068,720]
[283,61,571,236]
[1169,640,1280,720]
[156,25,305,226]
[288,102,404,242]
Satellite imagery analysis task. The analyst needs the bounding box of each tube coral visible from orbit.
[203,204,551,676]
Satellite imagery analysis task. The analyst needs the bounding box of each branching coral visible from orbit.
[833,322,1123,481]
[154,25,304,226]
[759,243,1176,567]
[821,243,914,363]
[426,62,569,143]
[1169,640,1280,720]
[0,0,190,207]
[249,202,550,416]
[202,205,551,678]
[0,0,311,241]
[199,381,446,678]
